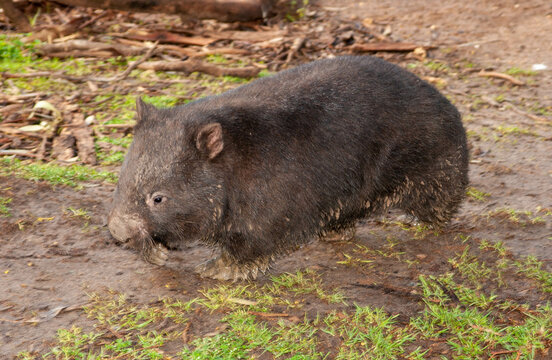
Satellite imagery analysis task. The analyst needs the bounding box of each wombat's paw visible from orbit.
[321,228,356,242]
[145,243,169,266]
[195,255,268,282]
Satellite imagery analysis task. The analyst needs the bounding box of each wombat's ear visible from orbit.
[136,97,155,123]
[196,123,223,160]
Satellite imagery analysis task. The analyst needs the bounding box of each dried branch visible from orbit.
[138,58,260,78]
[39,40,144,57]
[109,41,159,82]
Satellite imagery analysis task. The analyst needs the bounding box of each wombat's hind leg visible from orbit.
[195,252,269,281]
[398,176,466,226]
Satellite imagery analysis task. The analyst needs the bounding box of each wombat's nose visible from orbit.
[107,210,141,243]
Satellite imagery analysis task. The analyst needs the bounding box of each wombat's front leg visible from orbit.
[195,252,269,281]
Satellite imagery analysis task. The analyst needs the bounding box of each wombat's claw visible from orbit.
[145,243,169,266]
[195,255,265,282]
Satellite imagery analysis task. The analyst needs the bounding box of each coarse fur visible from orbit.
[108,55,469,279]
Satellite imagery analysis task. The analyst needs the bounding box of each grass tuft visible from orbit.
[1,157,117,188]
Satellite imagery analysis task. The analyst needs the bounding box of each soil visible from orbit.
[1,0,551,358]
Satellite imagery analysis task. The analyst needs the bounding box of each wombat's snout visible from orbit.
[107,209,141,244]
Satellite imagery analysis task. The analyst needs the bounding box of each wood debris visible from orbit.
[138,58,261,78]
[0,2,442,165]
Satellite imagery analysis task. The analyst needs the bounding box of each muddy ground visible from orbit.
[1,0,551,358]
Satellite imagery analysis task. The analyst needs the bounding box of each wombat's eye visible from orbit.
[148,193,166,207]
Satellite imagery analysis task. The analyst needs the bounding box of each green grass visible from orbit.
[514,256,552,293]
[467,187,490,201]
[505,67,537,77]
[323,306,416,359]
[1,157,117,188]
[205,54,229,64]
[0,196,12,216]
[493,125,538,138]
[448,246,492,288]
[487,207,548,226]
[424,60,449,73]
[412,274,552,359]
[19,250,552,359]
[96,147,127,165]
[0,35,40,71]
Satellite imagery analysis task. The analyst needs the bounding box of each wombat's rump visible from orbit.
[108,56,469,281]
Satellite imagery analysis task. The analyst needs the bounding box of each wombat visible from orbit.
[108,56,469,281]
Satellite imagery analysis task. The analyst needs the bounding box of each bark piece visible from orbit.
[72,125,97,165]
[51,129,77,161]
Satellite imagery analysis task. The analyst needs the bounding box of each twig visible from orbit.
[182,321,191,343]
[0,149,38,158]
[2,71,88,83]
[0,92,43,104]
[37,135,49,161]
[0,126,44,138]
[78,11,108,30]
[286,37,306,64]
[0,317,21,323]
[489,350,516,359]
[248,311,289,318]
[110,41,159,82]
[92,95,115,106]
[505,103,551,125]
[478,70,524,86]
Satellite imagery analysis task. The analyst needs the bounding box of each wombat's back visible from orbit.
[199,56,468,256]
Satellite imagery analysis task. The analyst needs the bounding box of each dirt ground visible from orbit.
[1,0,551,358]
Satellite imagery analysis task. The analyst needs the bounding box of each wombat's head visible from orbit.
[108,98,226,265]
